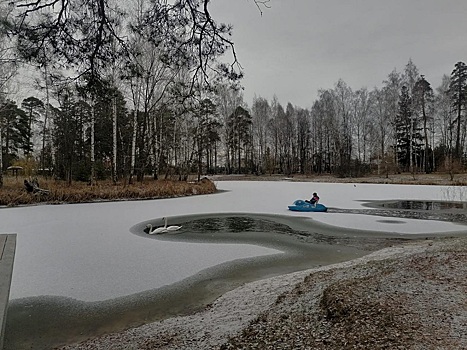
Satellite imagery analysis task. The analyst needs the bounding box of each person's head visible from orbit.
[313,192,317,196]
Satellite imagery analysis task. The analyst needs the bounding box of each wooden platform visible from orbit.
[0,234,16,350]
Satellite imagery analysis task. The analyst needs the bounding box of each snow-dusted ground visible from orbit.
[1,181,466,303]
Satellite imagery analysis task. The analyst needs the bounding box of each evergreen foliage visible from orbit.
[449,61,467,159]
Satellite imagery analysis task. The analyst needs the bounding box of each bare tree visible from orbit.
[311,89,337,174]
[251,96,270,174]
[333,79,353,175]
[352,88,371,165]
[370,87,391,176]
[9,0,256,83]
[382,69,403,168]
[214,83,245,174]
[296,107,311,174]
[435,75,453,162]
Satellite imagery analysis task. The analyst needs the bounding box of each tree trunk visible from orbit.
[41,102,49,175]
[422,101,429,173]
[90,102,96,185]
[112,96,117,183]
[41,59,51,176]
[455,92,462,158]
[237,135,241,173]
[0,122,3,188]
[409,115,413,175]
[130,110,138,184]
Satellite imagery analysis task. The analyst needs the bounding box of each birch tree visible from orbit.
[296,107,311,174]
[403,59,420,96]
[370,87,392,176]
[435,75,453,164]
[334,79,353,175]
[215,84,245,174]
[311,90,336,174]
[251,96,270,174]
[352,88,371,165]
[383,69,403,166]
[125,4,178,181]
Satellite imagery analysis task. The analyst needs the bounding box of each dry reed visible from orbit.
[0,177,217,207]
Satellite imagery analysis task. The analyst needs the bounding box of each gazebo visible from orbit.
[6,166,23,179]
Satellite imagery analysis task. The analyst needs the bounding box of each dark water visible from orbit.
[330,200,467,224]
[169,216,296,235]
[380,200,467,211]
[139,214,416,249]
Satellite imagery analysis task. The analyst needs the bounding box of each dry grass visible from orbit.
[211,172,467,186]
[0,176,217,207]
[3,171,467,207]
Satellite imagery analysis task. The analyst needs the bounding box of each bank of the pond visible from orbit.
[0,177,216,207]
[6,213,376,349]
[58,236,467,350]
[10,211,465,350]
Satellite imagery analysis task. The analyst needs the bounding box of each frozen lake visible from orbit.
[1,180,467,349]
[1,181,466,302]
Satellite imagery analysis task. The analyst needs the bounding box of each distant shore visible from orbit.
[208,172,467,186]
[2,172,466,208]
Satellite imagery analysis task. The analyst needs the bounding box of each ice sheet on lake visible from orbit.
[1,181,466,302]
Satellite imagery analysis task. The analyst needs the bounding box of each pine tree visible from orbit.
[413,76,434,172]
[395,86,412,170]
[0,100,28,167]
[21,97,44,156]
[449,61,467,159]
[227,106,252,173]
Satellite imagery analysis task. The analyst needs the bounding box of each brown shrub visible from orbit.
[0,177,217,207]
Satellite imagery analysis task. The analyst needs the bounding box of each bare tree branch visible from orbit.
[253,0,271,16]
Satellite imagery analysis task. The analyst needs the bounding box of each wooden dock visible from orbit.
[0,235,16,350]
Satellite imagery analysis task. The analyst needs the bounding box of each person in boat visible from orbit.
[306,192,320,206]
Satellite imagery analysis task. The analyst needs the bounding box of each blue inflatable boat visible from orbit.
[288,199,328,212]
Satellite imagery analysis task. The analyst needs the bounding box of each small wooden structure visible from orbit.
[6,166,23,180]
[0,234,16,349]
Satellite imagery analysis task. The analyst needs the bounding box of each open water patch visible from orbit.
[377,200,467,211]
[330,199,467,224]
[377,219,406,224]
[132,212,425,249]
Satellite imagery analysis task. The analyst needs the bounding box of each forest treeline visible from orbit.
[1,1,466,187]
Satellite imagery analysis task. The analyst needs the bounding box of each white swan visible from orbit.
[145,223,167,234]
[145,217,182,234]
[163,217,182,232]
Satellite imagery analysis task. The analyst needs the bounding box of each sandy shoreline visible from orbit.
[58,236,466,349]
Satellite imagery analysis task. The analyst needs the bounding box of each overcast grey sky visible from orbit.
[210,0,467,108]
